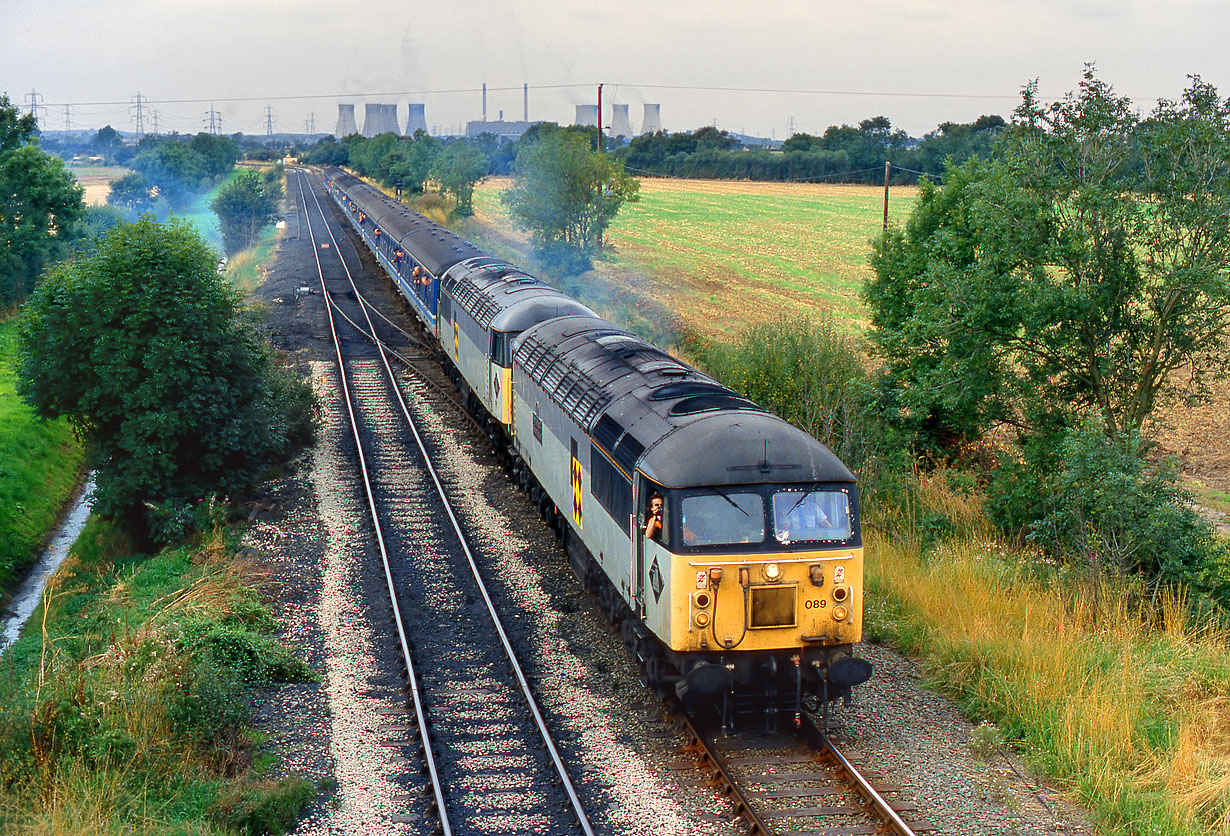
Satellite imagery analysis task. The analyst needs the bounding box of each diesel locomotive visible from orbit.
[319,166,872,726]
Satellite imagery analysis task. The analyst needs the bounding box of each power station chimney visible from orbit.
[523,83,528,121]
[610,103,632,138]
[574,104,598,127]
[363,103,400,137]
[335,103,358,137]
[405,103,427,136]
[482,83,487,122]
[641,103,662,135]
[361,104,400,137]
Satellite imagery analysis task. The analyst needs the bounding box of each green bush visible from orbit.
[178,619,315,687]
[208,776,315,835]
[1021,423,1229,600]
[698,314,876,469]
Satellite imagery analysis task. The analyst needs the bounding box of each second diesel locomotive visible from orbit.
[319,166,872,725]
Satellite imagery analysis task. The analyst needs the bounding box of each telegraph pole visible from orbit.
[596,83,603,153]
[883,161,891,230]
[596,84,604,251]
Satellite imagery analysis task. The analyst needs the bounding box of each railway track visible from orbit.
[292,168,596,835]
[668,703,932,836]
[289,165,937,836]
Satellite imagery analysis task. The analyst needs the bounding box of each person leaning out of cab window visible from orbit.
[645,493,664,542]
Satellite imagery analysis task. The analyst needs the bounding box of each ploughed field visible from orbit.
[66,164,128,206]
[467,176,1230,508]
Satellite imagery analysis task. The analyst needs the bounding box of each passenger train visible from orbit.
[319,166,872,726]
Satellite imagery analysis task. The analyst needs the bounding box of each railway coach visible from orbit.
[319,166,872,727]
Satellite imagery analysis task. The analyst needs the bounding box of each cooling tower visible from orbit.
[574,104,598,128]
[335,103,358,137]
[405,103,427,136]
[363,103,400,137]
[641,103,662,135]
[610,104,632,138]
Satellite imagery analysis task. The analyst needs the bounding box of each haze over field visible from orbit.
[4,0,1229,139]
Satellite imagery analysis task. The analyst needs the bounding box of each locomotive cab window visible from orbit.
[680,490,765,547]
[772,488,852,544]
[489,330,521,367]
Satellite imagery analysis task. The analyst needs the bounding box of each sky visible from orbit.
[4,0,1230,141]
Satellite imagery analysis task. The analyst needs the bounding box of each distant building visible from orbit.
[465,120,541,141]
[729,132,780,150]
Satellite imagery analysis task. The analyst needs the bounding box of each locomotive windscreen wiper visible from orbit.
[708,486,749,515]
[784,490,813,517]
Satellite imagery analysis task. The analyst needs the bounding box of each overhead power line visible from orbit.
[34,81,1025,109]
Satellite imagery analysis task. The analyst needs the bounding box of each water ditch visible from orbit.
[0,475,95,651]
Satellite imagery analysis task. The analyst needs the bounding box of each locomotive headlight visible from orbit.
[762,562,781,581]
[695,612,710,627]
[832,605,848,622]
[832,585,849,602]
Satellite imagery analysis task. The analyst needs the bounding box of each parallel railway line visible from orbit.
[292,167,596,835]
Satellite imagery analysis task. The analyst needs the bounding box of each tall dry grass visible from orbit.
[868,472,1230,834]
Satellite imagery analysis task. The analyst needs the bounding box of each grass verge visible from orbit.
[0,316,84,594]
[866,473,1230,836]
[225,222,283,296]
[0,518,317,834]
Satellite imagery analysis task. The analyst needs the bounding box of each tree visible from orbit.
[190,132,240,178]
[211,170,280,255]
[130,140,209,207]
[17,217,315,543]
[390,132,441,195]
[92,125,124,160]
[430,140,488,216]
[502,128,639,264]
[107,171,157,215]
[0,94,85,306]
[867,69,1230,453]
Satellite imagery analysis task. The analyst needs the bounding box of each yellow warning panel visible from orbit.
[570,438,583,529]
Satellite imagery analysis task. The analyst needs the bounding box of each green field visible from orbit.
[469,177,917,339]
[0,318,84,593]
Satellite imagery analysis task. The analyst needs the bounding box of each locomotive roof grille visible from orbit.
[647,381,731,400]
[668,394,763,416]
[449,280,502,326]
[515,335,612,428]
